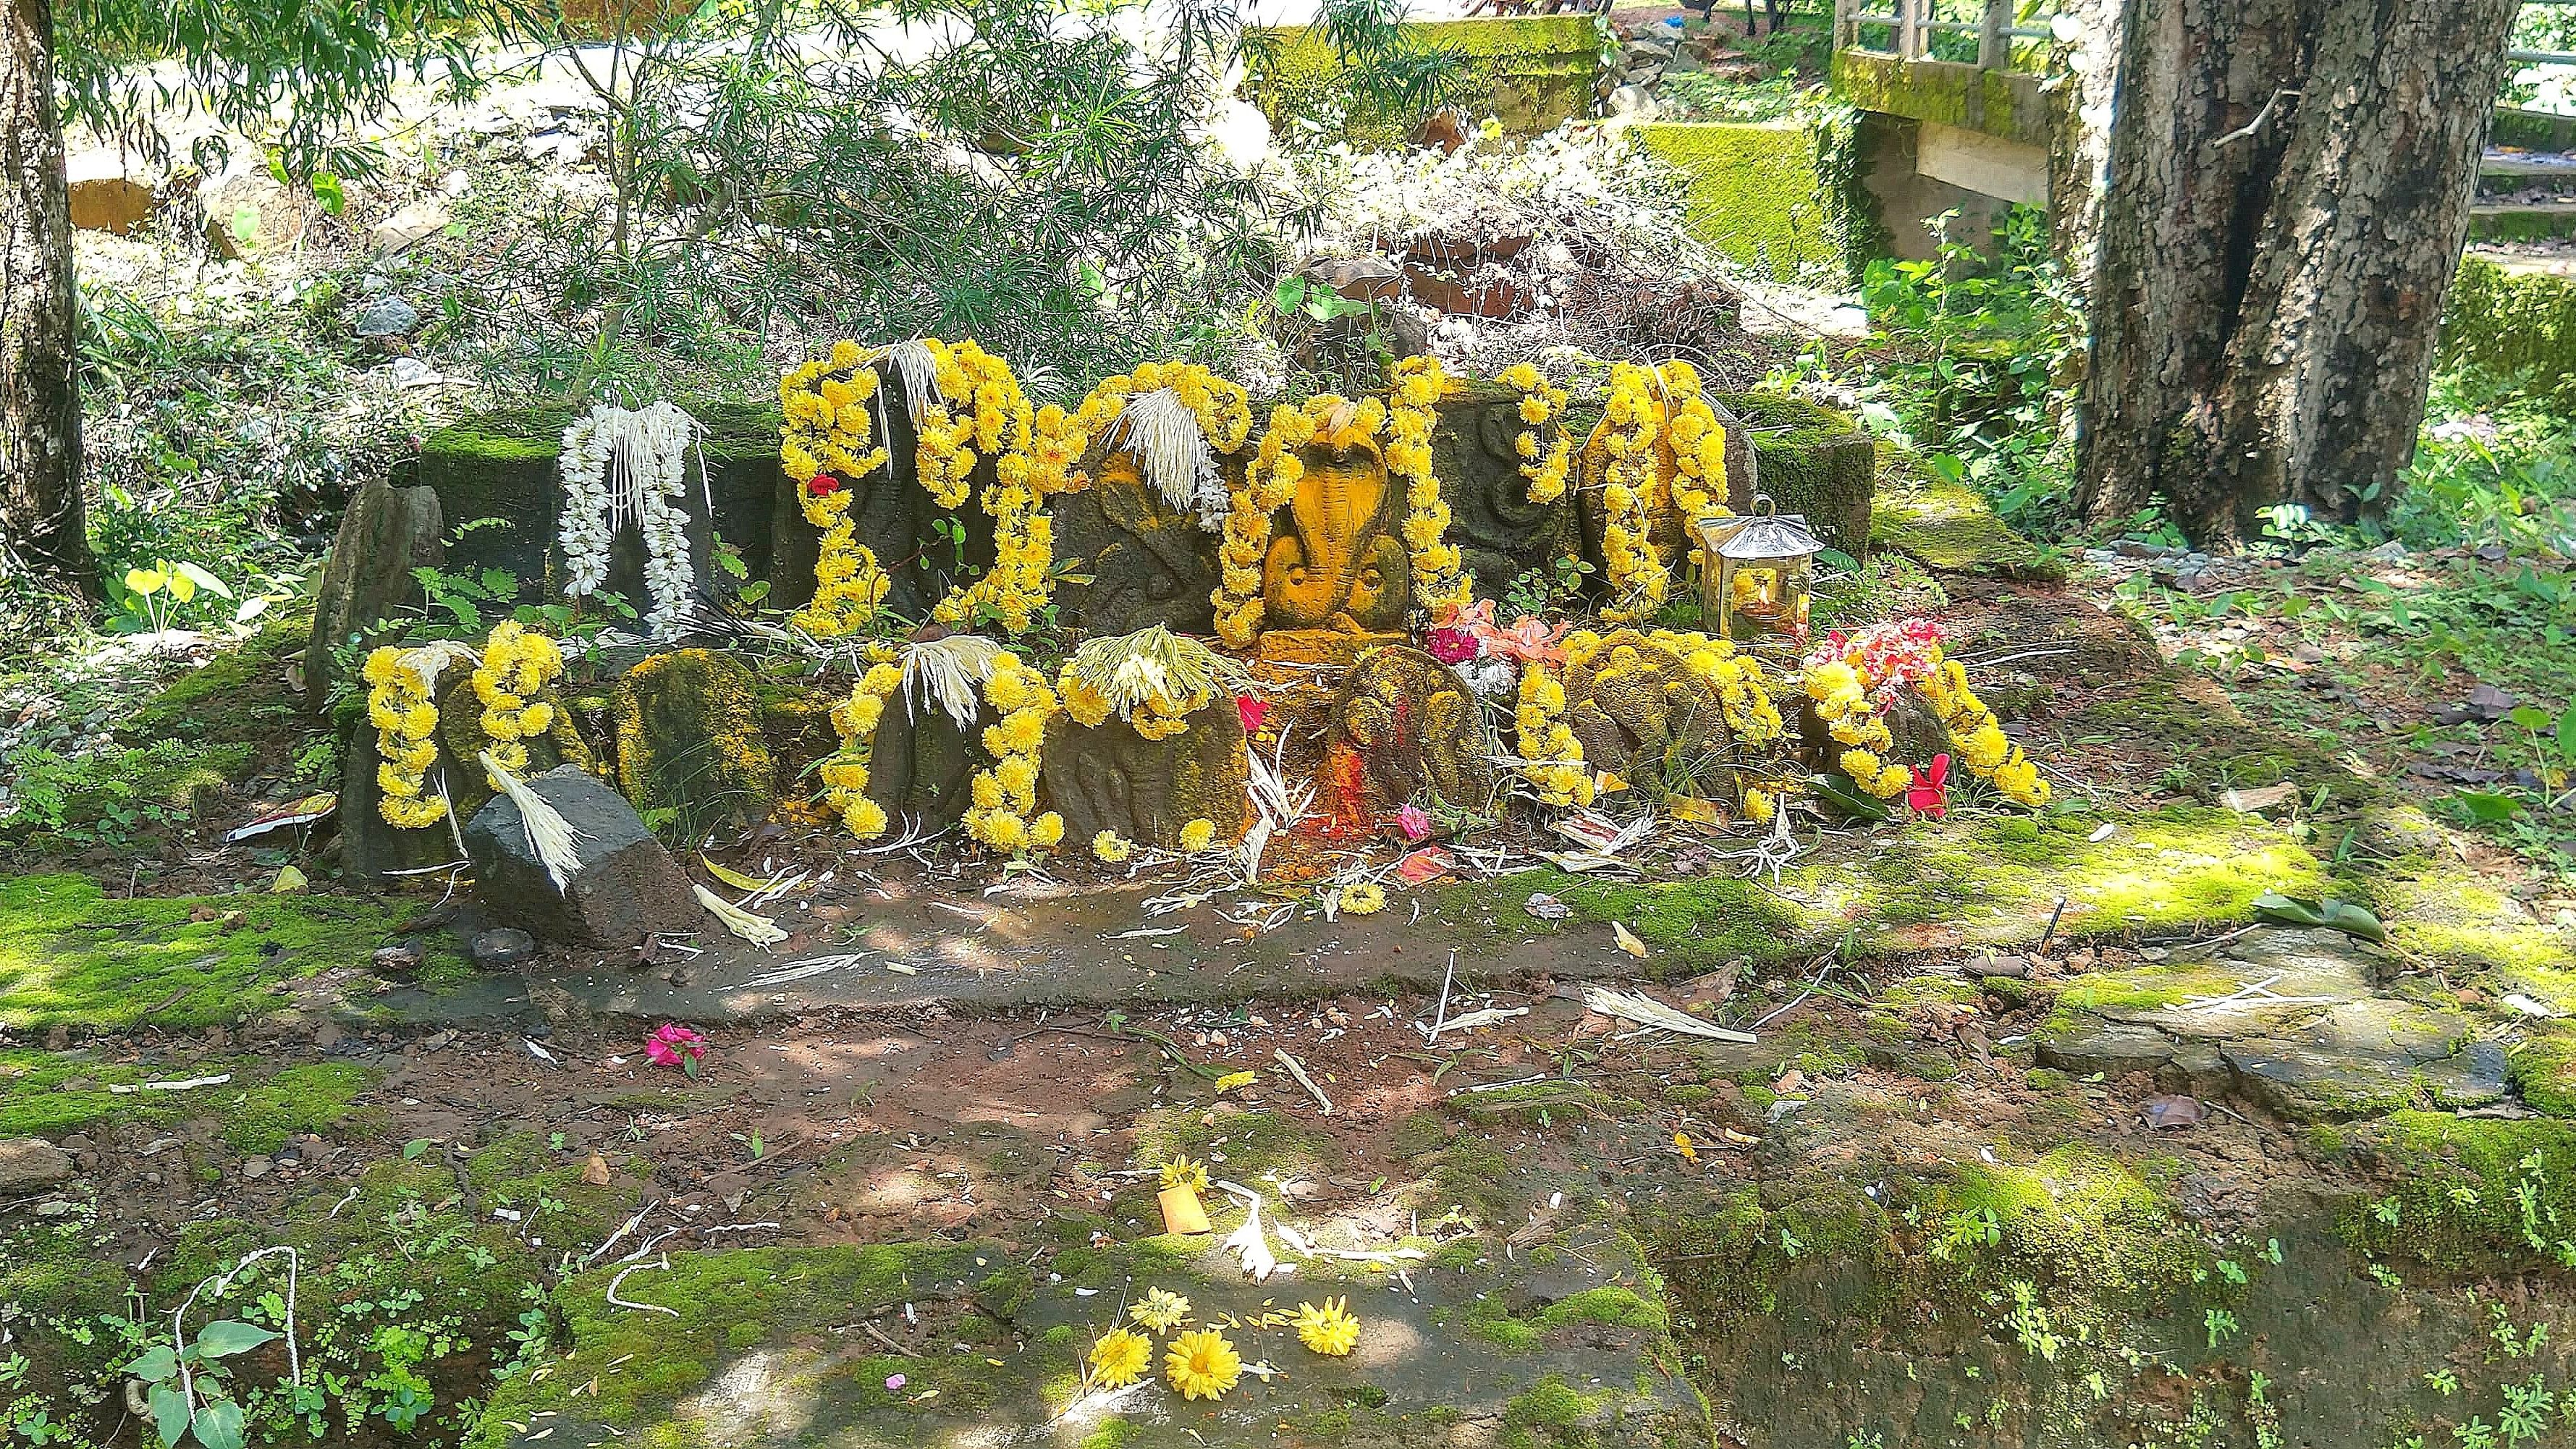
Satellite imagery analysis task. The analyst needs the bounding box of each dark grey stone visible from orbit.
[470,928,539,968]
[2035,1018,2174,1077]
[464,766,701,950]
[354,295,421,338]
[306,477,443,713]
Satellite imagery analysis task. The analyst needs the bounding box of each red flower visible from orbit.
[1906,753,1951,819]
[1236,696,1271,734]
[807,474,842,497]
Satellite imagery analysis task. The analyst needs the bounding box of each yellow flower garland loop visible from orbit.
[1597,361,1668,625]
[916,338,1031,512]
[781,342,895,639]
[1497,360,1573,506]
[964,651,1066,856]
[819,649,903,839]
[1920,649,2051,808]
[363,647,448,829]
[471,622,565,774]
[1513,662,1592,809]
[1658,360,1731,525]
[1804,658,1910,800]
[936,402,1084,634]
[1070,362,1254,476]
[1390,355,1470,615]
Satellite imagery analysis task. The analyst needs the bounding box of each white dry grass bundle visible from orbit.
[1104,387,1227,528]
[880,339,942,424]
[1061,625,1245,726]
[479,752,588,893]
[902,633,1005,729]
[692,883,790,945]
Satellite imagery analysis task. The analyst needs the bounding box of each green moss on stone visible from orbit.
[126,610,313,756]
[615,647,779,834]
[2440,255,2576,415]
[218,1061,379,1153]
[1870,447,2049,578]
[2346,1112,2576,1271]
[0,873,419,1030]
[1243,16,1601,143]
[1940,1146,2197,1304]
[1637,122,1858,287]
[2510,1025,2576,1120]
[1828,49,2043,148]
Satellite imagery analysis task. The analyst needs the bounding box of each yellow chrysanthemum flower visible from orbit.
[1163,1329,1241,1402]
[1160,1156,1210,1194]
[1178,819,1216,853]
[1293,1298,1361,1357]
[1340,883,1387,916]
[1094,830,1131,863]
[1088,1327,1151,1388]
[1131,1288,1191,1334]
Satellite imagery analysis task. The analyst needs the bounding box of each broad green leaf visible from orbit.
[2558,705,2576,765]
[148,1385,189,1447]
[2507,705,2554,732]
[127,1344,179,1382]
[311,172,346,215]
[191,1320,277,1359]
[165,569,198,604]
[125,567,166,597]
[2454,790,2523,824]
[2252,892,2386,943]
[1272,275,1305,312]
[174,562,234,599]
[192,1399,245,1449]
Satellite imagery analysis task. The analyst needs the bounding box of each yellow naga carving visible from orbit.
[1262,403,1411,634]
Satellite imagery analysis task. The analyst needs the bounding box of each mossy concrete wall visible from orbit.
[1635,120,1857,286]
[1827,48,2048,150]
[2439,254,2576,413]
[1243,16,1602,143]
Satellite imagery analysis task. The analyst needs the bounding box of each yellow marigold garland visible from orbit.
[1389,355,1470,615]
[916,339,1030,511]
[1214,398,1386,646]
[1513,662,1592,809]
[1055,660,1209,740]
[1070,361,1254,470]
[471,622,565,774]
[965,651,1065,855]
[1639,628,1783,747]
[819,651,903,839]
[1658,360,1731,525]
[1597,362,1668,625]
[935,402,1084,634]
[1920,651,2050,808]
[1497,360,1573,505]
[780,342,895,638]
[1804,659,1910,800]
[363,648,448,829]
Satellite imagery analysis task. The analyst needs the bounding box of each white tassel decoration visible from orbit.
[480,752,588,893]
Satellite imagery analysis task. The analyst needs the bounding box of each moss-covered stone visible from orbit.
[1715,390,1876,557]
[613,646,778,834]
[1241,17,1602,143]
[1869,446,2050,578]
[1638,122,1859,287]
[2344,1112,2576,1271]
[216,1061,381,1153]
[2511,1023,2576,1119]
[2439,254,2576,414]
[1828,48,2047,148]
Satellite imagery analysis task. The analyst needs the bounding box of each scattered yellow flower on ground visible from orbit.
[1159,1156,1209,1195]
[1179,818,1216,853]
[1213,1070,1256,1092]
[1164,1328,1243,1401]
[1094,830,1131,863]
[1088,1327,1151,1388]
[1340,883,1387,916]
[1131,1287,1192,1333]
[1293,1297,1361,1357]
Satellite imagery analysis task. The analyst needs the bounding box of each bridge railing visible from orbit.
[2518,0,2576,67]
[1830,0,2056,75]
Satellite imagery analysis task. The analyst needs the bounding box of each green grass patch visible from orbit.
[0,872,420,1029]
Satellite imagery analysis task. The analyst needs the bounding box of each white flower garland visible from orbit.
[557,400,701,638]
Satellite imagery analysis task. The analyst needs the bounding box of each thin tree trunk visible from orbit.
[1,0,95,599]
[2074,0,2520,544]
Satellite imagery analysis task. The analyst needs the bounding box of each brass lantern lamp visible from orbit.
[1707,504,1820,649]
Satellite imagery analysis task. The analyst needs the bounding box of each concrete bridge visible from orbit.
[1827,0,2576,257]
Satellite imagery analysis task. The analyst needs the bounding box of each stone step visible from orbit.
[2470,200,2576,243]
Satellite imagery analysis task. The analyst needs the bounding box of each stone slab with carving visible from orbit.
[1050,439,1224,638]
[1427,377,1582,601]
[612,649,777,831]
[1319,645,1497,826]
[1041,706,1249,850]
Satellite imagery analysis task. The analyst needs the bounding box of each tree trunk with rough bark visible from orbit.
[2074,0,2520,544]
[1,0,94,599]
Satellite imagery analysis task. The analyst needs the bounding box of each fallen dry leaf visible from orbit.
[1612,921,1649,959]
